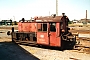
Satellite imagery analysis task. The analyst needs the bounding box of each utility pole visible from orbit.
[86,10,87,19]
[56,0,58,16]
[49,11,50,16]
[86,10,87,23]
[13,16,15,21]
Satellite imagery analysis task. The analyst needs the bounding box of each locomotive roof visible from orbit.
[34,16,64,22]
[19,16,69,23]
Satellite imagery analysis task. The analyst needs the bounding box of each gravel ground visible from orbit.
[0,27,90,60]
[20,45,90,60]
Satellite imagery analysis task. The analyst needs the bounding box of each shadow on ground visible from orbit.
[0,41,40,60]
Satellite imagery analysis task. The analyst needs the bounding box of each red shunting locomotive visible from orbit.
[9,13,76,50]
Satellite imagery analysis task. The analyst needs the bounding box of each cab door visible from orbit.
[37,23,49,45]
[49,22,61,47]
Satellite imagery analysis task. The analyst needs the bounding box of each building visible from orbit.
[79,19,90,24]
[72,20,79,24]
[0,20,12,25]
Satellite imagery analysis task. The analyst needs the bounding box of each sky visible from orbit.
[0,0,90,21]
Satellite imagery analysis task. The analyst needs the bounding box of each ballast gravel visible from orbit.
[20,45,90,60]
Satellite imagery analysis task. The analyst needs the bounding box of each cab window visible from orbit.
[37,23,47,32]
[50,23,56,32]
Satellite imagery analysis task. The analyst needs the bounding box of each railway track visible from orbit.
[12,37,90,54]
[72,37,90,54]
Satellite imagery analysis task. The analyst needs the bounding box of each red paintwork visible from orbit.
[36,23,61,47]
[37,23,41,30]
[37,32,49,45]
[30,23,37,32]
[22,23,30,32]
[18,22,37,32]
[49,23,61,47]
[18,22,22,32]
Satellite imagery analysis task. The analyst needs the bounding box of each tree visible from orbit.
[68,20,72,24]
[14,21,17,25]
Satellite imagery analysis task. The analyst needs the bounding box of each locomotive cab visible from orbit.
[35,14,76,49]
[36,22,61,47]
